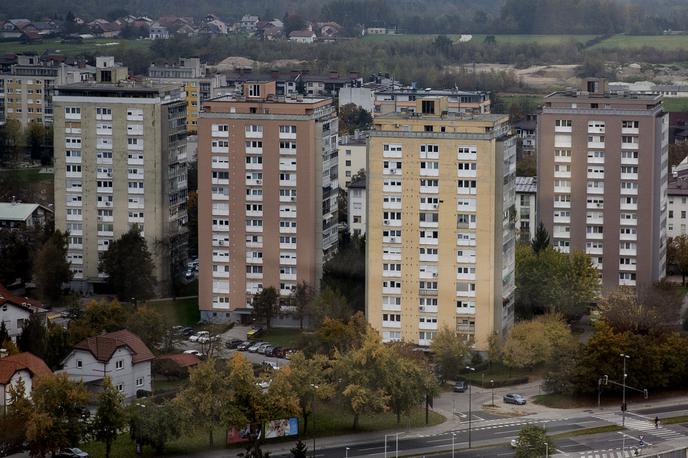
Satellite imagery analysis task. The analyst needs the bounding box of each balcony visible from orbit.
[65,111,81,121]
[555,171,571,179]
[213,271,230,279]
[127,143,143,151]
[419,254,438,262]
[245,130,263,139]
[279,131,297,140]
[128,157,144,166]
[245,209,262,218]
[621,142,639,150]
[98,214,113,223]
[383,286,401,295]
[588,140,605,149]
[419,270,438,280]
[555,125,572,133]
[586,246,603,256]
[383,184,402,193]
[587,172,604,180]
[246,272,263,280]
[619,278,636,287]
[212,224,229,232]
[420,220,439,229]
[587,186,604,195]
[212,192,229,201]
[587,156,604,165]
[587,215,604,225]
[66,171,82,179]
[212,177,230,186]
[246,194,262,202]
[555,155,572,163]
[128,172,144,180]
[65,156,81,164]
[280,209,297,219]
[279,179,297,187]
[383,251,401,261]
[419,237,439,246]
[620,248,637,256]
[245,225,263,233]
[212,160,229,170]
[457,169,477,178]
[554,185,571,194]
[457,237,476,247]
[280,257,297,266]
[419,321,438,331]
[621,173,638,181]
[457,272,476,281]
[622,127,640,135]
[620,218,637,226]
[246,256,263,265]
[280,242,297,250]
[280,273,297,281]
[457,187,476,195]
[383,236,401,244]
[97,200,113,209]
[245,178,262,187]
[620,202,638,211]
[382,321,401,329]
[553,215,570,224]
[279,162,297,172]
[457,151,477,161]
[620,232,637,241]
[212,129,229,138]
[420,168,439,177]
[588,126,605,134]
[621,187,638,196]
[383,270,402,278]
[212,145,229,154]
[128,187,144,195]
[280,226,296,234]
[586,232,603,240]
[619,263,637,272]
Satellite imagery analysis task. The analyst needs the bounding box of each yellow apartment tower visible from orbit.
[366,98,516,350]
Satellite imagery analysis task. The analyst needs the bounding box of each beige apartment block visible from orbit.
[537,79,668,291]
[53,62,188,294]
[366,101,516,351]
[197,81,339,321]
[339,134,367,187]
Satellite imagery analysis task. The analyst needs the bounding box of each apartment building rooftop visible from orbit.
[375,111,506,122]
[514,176,537,194]
[55,81,183,98]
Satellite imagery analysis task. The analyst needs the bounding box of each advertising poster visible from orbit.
[264,417,299,439]
[227,422,262,444]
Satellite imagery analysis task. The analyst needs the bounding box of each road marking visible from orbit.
[358,446,384,451]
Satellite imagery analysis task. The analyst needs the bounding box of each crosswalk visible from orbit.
[575,449,638,458]
[593,412,686,441]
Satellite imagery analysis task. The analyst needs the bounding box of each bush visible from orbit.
[465,376,529,388]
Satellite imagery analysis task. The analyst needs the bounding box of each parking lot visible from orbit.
[176,324,291,368]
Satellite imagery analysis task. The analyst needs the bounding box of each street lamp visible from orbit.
[490,379,495,407]
[544,441,549,458]
[451,432,456,458]
[465,366,476,448]
[346,447,350,458]
[620,354,630,427]
[135,403,146,455]
[311,384,319,458]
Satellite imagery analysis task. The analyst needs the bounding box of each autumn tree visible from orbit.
[284,352,334,434]
[251,287,280,330]
[177,358,227,447]
[33,230,72,303]
[515,425,554,458]
[92,377,127,458]
[334,331,390,430]
[503,314,572,369]
[668,235,688,285]
[129,401,183,455]
[430,326,470,381]
[26,374,90,457]
[307,287,353,328]
[68,299,127,345]
[338,103,373,135]
[98,226,156,301]
[126,306,170,353]
[598,285,681,336]
[383,343,438,424]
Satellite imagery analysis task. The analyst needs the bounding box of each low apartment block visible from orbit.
[197,81,339,321]
[366,99,516,350]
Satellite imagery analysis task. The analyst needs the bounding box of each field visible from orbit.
[362,34,597,45]
[591,34,688,50]
[0,37,152,55]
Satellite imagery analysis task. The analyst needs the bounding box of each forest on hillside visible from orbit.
[3,0,688,35]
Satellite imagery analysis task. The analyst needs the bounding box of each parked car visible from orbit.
[503,393,527,405]
[55,448,89,457]
[183,349,202,357]
[197,335,210,344]
[237,341,252,351]
[453,380,467,393]
[180,327,195,337]
[262,361,280,371]
[248,342,265,352]
[226,339,243,349]
[190,331,209,342]
[510,439,519,448]
[272,347,286,358]
[247,326,264,338]
[257,343,271,354]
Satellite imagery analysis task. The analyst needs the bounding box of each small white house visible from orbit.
[62,329,154,399]
[0,283,46,340]
[149,23,169,39]
[289,30,316,44]
[0,352,52,410]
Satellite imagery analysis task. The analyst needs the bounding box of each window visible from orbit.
[115,360,123,370]
[76,360,83,368]
[136,377,144,387]
[555,120,572,127]
[117,384,124,392]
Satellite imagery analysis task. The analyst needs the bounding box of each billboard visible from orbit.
[265,417,299,439]
[227,423,262,444]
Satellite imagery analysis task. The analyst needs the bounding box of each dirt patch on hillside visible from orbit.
[211,56,308,72]
[450,63,581,90]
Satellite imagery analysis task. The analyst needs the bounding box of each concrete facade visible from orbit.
[537,81,668,290]
[366,103,516,351]
[53,74,188,294]
[514,177,537,243]
[197,82,339,321]
[347,175,366,237]
[338,135,367,187]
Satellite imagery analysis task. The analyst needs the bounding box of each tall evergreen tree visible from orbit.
[531,222,550,253]
[34,230,72,303]
[98,227,156,301]
[17,313,47,359]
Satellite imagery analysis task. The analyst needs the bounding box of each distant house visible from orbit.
[149,23,169,39]
[289,30,316,44]
[0,202,52,230]
[89,20,121,38]
[62,329,154,399]
[0,352,52,410]
[365,26,395,35]
[201,19,227,35]
[239,15,260,33]
[0,282,46,341]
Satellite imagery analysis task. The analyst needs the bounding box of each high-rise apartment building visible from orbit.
[537,78,668,290]
[197,81,339,321]
[53,57,188,294]
[366,98,516,350]
[147,58,226,133]
[0,53,95,127]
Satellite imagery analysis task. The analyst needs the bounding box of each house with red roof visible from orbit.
[0,283,46,341]
[0,352,52,410]
[62,329,154,399]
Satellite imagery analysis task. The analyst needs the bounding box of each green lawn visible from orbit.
[550,424,624,438]
[81,405,445,457]
[152,376,188,395]
[592,34,688,50]
[146,297,199,327]
[532,393,598,409]
[659,415,688,425]
[460,363,533,387]
[260,328,304,347]
[0,38,152,56]
[362,34,597,45]
[662,98,688,112]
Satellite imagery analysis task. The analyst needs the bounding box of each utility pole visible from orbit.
[466,366,476,448]
[621,354,630,427]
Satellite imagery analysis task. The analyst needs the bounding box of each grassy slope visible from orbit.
[592,34,688,50]
[145,297,200,327]
[0,38,152,55]
[362,34,597,45]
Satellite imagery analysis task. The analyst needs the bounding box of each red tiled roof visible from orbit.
[157,353,200,368]
[0,352,52,384]
[0,283,44,312]
[74,329,154,364]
